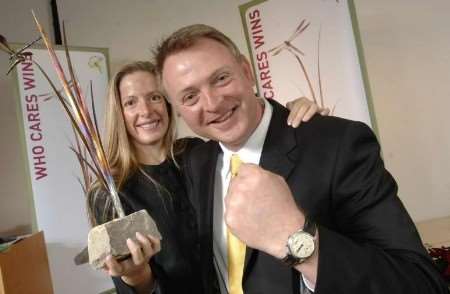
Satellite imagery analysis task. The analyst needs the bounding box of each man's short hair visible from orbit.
[155,24,242,74]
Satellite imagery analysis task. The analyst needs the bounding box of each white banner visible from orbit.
[240,0,374,126]
[14,47,113,293]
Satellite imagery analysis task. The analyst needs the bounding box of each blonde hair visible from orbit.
[87,61,183,226]
[155,24,242,74]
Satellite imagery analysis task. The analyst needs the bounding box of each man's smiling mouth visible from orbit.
[208,106,238,125]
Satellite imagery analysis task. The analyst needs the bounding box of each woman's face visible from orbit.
[119,71,170,150]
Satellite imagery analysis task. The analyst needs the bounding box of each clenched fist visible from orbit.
[224,163,305,259]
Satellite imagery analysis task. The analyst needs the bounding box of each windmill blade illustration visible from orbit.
[269,41,305,56]
[287,43,305,56]
[288,19,310,42]
[280,19,310,56]
[287,19,305,42]
[39,79,76,102]
[269,20,310,57]
[268,42,286,56]
[286,46,297,57]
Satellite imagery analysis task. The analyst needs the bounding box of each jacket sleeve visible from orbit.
[112,277,160,294]
[315,121,448,293]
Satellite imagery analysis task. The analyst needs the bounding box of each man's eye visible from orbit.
[216,73,231,85]
[150,94,164,102]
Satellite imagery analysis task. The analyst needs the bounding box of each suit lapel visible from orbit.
[259,101,298,178]
[243,99,300,272]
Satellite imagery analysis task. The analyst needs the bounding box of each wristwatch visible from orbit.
[281,218,317,266]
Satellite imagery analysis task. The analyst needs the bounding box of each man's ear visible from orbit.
[239,55,256,86]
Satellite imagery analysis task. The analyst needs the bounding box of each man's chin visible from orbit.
[198,124,248,147]
[214,134,247,151]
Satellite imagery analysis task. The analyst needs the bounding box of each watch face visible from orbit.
[289,231,315,258]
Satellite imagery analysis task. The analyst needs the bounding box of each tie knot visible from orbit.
[230,154,242,177]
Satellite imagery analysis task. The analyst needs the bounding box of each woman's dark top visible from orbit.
[92,138,203,294]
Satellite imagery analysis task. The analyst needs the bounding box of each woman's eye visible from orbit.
[183,93,199,106]
[123,99,135,107]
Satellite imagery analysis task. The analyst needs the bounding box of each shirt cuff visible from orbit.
[302,274,315,292]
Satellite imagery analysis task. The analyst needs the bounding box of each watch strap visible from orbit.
[302,217,317,236]
[281,252,300,267]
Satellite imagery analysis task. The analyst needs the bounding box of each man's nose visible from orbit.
[203,88,222,112]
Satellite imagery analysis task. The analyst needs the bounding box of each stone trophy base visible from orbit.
[88,209,161,269]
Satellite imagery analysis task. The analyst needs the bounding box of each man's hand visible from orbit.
[225,164,305,259]
[103,233,161,293]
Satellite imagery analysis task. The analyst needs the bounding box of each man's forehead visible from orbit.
[162,39,237,88]
[163,38,235,69]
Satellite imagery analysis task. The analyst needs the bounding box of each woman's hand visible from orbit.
[103,233,161,293]
[286,97,330,127]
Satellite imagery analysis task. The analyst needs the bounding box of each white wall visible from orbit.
[354,0,450,221]
[0,0,52,235]
[1,0,449,242]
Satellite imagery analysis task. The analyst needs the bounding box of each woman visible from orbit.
[88,61,328,294]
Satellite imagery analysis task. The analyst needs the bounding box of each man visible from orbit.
[156,24,448,294]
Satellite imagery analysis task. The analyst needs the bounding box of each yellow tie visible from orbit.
[227,154,246,294]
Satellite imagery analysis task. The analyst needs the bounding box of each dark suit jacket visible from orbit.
[184,99,448,294]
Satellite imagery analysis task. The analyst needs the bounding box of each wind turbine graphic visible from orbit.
[268,19,321,106]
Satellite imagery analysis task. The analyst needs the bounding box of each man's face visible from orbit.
[162,38,262,150]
